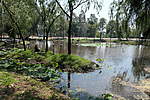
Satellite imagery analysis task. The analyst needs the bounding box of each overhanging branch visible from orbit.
[55,0,70,17]
[73,0,88,10]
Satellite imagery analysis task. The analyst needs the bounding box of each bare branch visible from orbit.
[73,0,88,10]
[55,0,70,17]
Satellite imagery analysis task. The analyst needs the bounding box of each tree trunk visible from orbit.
[43,25,46,40]
[68,8,73,55]
[100,32,102,41]
[45,32,48,52]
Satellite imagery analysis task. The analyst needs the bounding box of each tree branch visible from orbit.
[55,0,70,17]
[73,0,88,10]
[46,14,61,34]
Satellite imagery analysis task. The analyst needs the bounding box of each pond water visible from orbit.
[30,40,150,99]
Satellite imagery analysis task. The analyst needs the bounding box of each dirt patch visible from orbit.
[0,72,70,100]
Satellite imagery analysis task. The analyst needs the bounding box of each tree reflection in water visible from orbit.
[132,46,150,81]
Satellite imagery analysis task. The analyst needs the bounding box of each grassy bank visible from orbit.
[112,40,150,46]
[0,48,100,81]
[0,71,70,100]
[0,48,100,100]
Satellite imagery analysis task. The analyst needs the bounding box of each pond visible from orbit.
[29,40,150,100]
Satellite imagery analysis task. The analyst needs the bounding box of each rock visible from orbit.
[144,67,150,73]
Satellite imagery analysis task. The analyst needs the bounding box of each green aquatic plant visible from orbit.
[0,48,99,82]
[96,58,104,63]
[102,93,113,100]
[0,49,60,81]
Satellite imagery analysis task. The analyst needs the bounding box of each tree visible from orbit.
[55,0,101,54]
[55,14,68,38]
[121,0,150,39]
[106,20,116,38]
[78,10,87,37]
[98,18,106,40]
[28,0,61,52]
[120,1,130,40]
[109,0,123,40]
[2,0,26,50]
[1,0,38,50]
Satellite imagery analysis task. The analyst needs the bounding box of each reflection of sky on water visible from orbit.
[30,41,150,98]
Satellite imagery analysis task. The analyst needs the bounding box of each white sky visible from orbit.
[74,0,113,22]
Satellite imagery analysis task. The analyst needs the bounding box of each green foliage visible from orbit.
[5,48,32,59]
[96,58,104,63]
[46,54,97,72]
[2,0,38,38]
[87,23,98,37]
[124,0,150,39]
[106,20,116,38]
[0,49,60,81]
[0,48,98,81]
[0,72,16,87]
[102,93,113,100]
[98,18,106,39]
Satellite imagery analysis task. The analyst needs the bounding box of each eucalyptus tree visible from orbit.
[98,18,106,40]
[55,0,102,54]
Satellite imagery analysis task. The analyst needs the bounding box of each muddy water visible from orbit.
[30,40,150,99]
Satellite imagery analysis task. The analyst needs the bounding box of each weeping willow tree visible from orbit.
[109,0,131,40]
[121,0,150,39]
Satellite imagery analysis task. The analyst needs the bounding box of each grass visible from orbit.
[46,54,99,73]
[112,39,150,46]
[0,71,70,100]
[0,48,100,100]
[112,40,138,45]
[72,38,103,44]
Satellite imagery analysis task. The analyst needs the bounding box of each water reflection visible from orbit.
[67,73,71,88]
[29,40,150,99]
[132,46,150,81]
